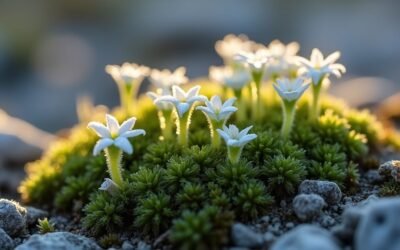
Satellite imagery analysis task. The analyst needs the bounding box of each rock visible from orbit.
[231,223,264,248]
[121,241,134,250]
[271,225,341,250]
[292,194,326,221]
[355,197,400,250]
[263,231,277,247]
[0,199,27,236]
[137,241,151,250]
[0,228,14,250]
[15,232,101,250]
[299,180,342,205]
[26,207,48,226]
[364,170,384,184]
[378,160,400,182]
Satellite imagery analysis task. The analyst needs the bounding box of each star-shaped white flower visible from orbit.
[209,66,250,90]
[273,78,310,102]
[234,48,271,72]
[215,34,257,63]
[147,88,173,111]
[196,96,237,122]
[88,114,146,155]
[149,67,188,90]
[296,49,346,84]
[217,125,257,148]
[105,62,150,85]
[155,85,207,118]
[265,40,300,78]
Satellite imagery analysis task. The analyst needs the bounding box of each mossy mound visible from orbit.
[19,82,397,249]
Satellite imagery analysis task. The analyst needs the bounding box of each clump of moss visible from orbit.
[19,78,391,247]
[37,218,55,234]
[379,180,400,197]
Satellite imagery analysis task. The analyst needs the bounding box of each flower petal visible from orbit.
[222,97,236,109]
[176,103,190,117]
[88,122,111,138]
[121,129,146,138]
[114,137,133,154]
[186,85,201,99]
[217,129,230,143]
[93,138,114,155]
[119,117,136,135]
[324,51,341,65]
[106,114,120,135]
[172,86,187,101]
[239,134,257,145]
[238,125,253,137]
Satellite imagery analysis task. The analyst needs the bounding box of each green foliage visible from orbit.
[380,180,400,197]
[134,193,174,236]
[37,218,55,234]
[20,88,390,246]
[170,206,234,250]
[261,155,306,196]
[98,233,122,249]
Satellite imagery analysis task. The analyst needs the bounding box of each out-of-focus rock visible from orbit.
[271,225,340,250]
[0,199,27,236]
[298,180,342,205]
[0,228,13,250]
[379,160,400,182]
[292,194,326,221]
[231,223,264,248]
[26,206,48,226]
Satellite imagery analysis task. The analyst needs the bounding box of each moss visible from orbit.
[37,218,55,234]
[20,81,391,244]
[380,180,400,197]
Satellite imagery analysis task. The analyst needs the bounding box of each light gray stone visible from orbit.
[299,180,342,205]
[231,223,264,248]
[15,232,101,250]
[121,241,134,250]
[271,225,341,250]
[293,194,326,221]
[355,198,400,250]
[137,241,151,250]
[26,207,48,226]
[0,228,13,250]
[378,160,400,182]
[0,199,27,236]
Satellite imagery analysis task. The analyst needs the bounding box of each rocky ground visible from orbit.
[1,160,400,250]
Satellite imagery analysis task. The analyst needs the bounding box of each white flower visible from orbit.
[265,40,300,78]
[273,78,310,102]
[215,34,257,63]
[196,96,237,122]
[149,67,188,90]
[234,48,271,72]
[99,178,119,194]
[296,48,346,84]
[88,114,145,155]
[209,66,250,90]
[147,88,173,110]
[155,85,207,118]
[217,125,257,147]
[105,62,150,85]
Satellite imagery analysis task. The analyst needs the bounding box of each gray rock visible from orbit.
[137,241,151,250]
[263,231,277,247]
[293,194,326,221]
[26,207,48,226]
[231,223,264,248]
[355,198,400,250]
[332,194,379,244]
[121,241,134,250]
[15,232,101,250]
[271,225,341,250]
[0,199,27,236]
[364,170,384,184]
[0,228,13,250]
[378,160,400,182]
[299,180,342,205]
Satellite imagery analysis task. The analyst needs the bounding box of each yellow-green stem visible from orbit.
[118,82,139,115]
[104,146,124,187]
[251,71,263,121]
[228,146,242,163]
[309,79,323,121]
[158,109,173,140]
[177,113,190,146]
[281,101,296,139]
[210,120,224,148]
[234,89,246,122]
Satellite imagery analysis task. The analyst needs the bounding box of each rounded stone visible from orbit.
[293,193,326,221]
[298,180,342,205]
[0,199,27,236]
[231,223,264,248]
[0,228,14,250]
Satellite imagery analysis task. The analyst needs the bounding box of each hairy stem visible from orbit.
[251,71,263,121]
[309,78,323,121]
[228,146,243,164]
[281,101,296,139]
[104,146,124,187]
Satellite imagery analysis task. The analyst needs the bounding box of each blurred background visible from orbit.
[1,0,400,197]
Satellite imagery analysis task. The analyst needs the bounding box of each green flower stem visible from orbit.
[104,146,124,187]
[177,112,190,147]
[234,89,246,122]
[281,100,296,139]
[228,146,243,163]
[158,109,174,140]
[210,120,224,148]
[309,78,323,121]
[118,82,140,115]
[251,71,263,121]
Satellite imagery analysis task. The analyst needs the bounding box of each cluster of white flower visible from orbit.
[90,34,348,191]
